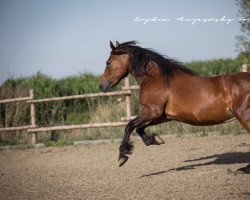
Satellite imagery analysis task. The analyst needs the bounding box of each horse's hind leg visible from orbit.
[235,109,250,174]
[136,118,168,146]
[233,98,250,174]
[236,111,250,133]
[233,97,250,133]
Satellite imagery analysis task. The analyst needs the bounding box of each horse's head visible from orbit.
[100,41,130,92]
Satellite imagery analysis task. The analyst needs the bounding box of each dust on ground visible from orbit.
[0,134,250,200]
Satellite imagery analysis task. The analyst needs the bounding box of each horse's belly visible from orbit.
[165,103,234,126]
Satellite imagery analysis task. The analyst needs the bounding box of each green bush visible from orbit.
[186,58,241,75]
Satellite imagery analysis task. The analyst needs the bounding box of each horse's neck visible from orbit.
[132,75,146,86]
[132,62,164,86]
[132,66,197,87]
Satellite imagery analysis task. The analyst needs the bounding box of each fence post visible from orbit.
[124,77,132,119]
[242,64,248,72]
[29,90,36,145]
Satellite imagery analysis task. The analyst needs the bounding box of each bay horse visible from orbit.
[100,41,250,171]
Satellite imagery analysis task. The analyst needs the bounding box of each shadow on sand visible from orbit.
[140,152,250,178]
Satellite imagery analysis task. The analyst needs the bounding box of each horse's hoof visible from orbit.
[118,156,129,167]
[153,134,165,145]
[126,150,133,155]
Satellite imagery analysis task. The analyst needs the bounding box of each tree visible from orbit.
[236,0,250,53]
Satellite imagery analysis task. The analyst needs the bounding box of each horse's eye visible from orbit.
[106,61,111,67]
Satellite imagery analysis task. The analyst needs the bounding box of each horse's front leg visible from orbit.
[118,118,138,167]
[118,108,161,167]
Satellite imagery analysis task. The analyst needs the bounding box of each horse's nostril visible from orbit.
[100,81,112,93]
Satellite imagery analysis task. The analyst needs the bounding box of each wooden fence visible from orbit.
[0,64,248,144]
[0,77,139,144]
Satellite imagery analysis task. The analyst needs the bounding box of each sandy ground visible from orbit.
[0,134,250,200]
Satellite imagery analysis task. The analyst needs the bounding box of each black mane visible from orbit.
[112,41,197,78]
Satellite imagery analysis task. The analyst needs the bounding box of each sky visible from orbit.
[0,0,245,84]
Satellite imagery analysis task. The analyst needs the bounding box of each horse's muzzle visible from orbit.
[100,81,112,93]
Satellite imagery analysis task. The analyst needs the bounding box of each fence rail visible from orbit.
[27,122,129,133]
[0,96,33,104]
[0,64,248,144]
[26,91,132,103]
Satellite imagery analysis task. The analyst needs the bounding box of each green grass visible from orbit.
[45,140,65,147]
[195,131,208,137]
[0,139,9,146]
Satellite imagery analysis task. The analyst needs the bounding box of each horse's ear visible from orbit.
[110,41,115,50]
[115,41,120,48]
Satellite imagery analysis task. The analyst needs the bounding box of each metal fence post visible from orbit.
[29,90,36,144]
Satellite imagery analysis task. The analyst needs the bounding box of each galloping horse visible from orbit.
[100,41,250,170]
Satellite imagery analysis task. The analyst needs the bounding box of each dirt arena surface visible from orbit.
[0,134,250,200]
